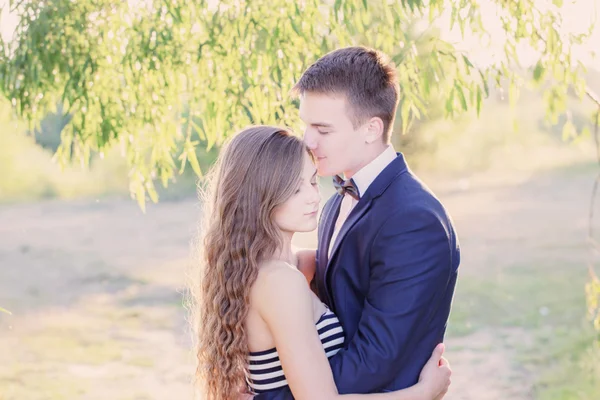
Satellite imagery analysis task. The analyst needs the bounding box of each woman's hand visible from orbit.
[417,343,452,400]
[295,248,317,283]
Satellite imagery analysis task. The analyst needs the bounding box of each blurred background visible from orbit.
[1,0,600,399]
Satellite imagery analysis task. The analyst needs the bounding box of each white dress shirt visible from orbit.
[328,146,397,257]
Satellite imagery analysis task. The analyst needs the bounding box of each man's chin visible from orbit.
[316,166,336,177]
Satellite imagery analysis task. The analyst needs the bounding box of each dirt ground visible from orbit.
[0,157,596,399]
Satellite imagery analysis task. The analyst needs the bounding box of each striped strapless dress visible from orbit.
[248,308,345,394]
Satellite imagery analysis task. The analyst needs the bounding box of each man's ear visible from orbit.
[364,117,384,144]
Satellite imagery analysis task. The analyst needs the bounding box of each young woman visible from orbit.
[192,126,451,400]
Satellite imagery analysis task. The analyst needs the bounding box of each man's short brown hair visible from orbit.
[292,46,400,143]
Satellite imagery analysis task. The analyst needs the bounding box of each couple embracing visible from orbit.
[193,46,460,400]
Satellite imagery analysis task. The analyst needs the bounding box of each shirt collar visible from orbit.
[350,145,397,198]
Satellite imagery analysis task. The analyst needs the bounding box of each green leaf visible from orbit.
[450,7,457,30]
[533,61,544,82]
[462,55,474,68]
[178,150,188,175]
[334,0,343,15]
[422,72,431,95]
[445,88,455,116]
[476,86,482,116]
[147,181,159,203]
[187,143,203,177]
[479,70,490,96]
[0,306,12,315]
[455,83,468,111]
[191,119,207,142]
[290,18,302,36]
[133,177,147,214]
[410,103,421,120]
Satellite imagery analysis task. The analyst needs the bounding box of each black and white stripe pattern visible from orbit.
[248,308,345,393]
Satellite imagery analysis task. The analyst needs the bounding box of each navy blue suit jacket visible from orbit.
[255,153,460,398]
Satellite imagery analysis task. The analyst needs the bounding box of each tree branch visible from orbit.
[587,88,600,108]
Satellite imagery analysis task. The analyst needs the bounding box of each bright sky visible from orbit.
[437,0,600,69]
[0,0,598,69]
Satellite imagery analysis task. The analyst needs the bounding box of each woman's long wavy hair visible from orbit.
[191,126,307,399]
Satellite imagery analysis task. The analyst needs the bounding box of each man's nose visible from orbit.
[303,128,317,150]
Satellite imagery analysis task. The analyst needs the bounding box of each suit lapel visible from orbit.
[324,153,409,286]
[319,152,409,304]
[326,197,373,271]
[317,195,342,304]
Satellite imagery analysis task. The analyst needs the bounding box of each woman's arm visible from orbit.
[254,264,451,400]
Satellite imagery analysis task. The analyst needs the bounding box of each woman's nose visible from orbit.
[309,185,321,204]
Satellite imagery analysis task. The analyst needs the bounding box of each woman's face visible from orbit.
[273,152,321,234]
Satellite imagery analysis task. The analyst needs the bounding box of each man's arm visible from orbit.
[329,207,453,393]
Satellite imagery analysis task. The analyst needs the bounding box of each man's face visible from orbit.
[299,92,367,178]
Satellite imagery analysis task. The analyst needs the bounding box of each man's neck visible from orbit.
[344,144,388,179]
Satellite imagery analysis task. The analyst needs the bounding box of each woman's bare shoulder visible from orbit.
[255,260,305,290]
[251,261,310,315]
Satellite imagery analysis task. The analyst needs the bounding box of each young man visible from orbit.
[259,46,460,398]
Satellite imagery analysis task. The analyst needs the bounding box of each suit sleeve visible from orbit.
[328,207,453,393]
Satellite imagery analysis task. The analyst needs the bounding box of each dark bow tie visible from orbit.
[332,175,360,201]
